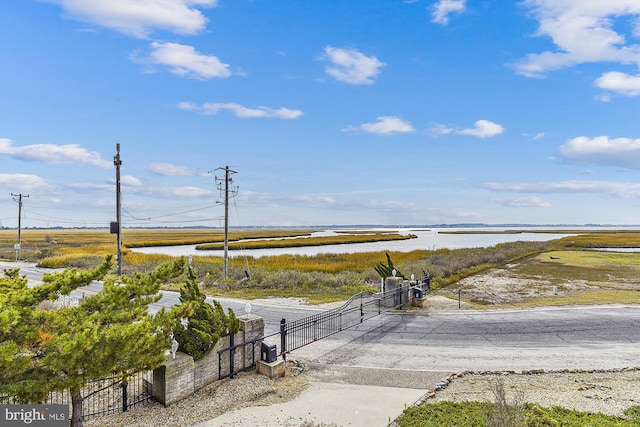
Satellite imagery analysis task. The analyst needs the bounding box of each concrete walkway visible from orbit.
[197,366,449,427]
[197,381,425,427]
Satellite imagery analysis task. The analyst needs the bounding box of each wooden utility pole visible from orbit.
[215,166,237,278]
[114,144,122,275]
[11,193,28,261]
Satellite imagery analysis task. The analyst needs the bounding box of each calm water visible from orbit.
[129,227,603,258]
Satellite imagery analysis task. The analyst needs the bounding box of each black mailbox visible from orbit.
[413,288,423,299]
[261,342,277,363]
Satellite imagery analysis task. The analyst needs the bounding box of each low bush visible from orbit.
[397,402,636,427]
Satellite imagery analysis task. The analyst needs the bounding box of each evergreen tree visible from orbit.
[173,265,239,360]
[0,256,193,427]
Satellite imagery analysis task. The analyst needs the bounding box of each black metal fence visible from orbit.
[279,284,415,357]
[217,332,280,380]
[215,276,429,378]
[0,370,153,420]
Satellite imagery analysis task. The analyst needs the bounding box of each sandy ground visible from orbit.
[440,264,593,304]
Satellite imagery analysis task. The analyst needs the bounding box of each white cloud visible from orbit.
[0,138,111,168]
[323,46,386,85]
[240,190,424,212]
[179,102,303,119]
[513,0,640,77]
[594,71,640,96]
[428,120,504,138]
[67,183,112,193]
[134,186,214,198]
[428,123,455,137]
[492,196,552,208]
[176,101,199,110]
[44,0,217,38]
[148,162,196,176]
[559,136,640,169]
[457,120,505,138]
[482,180,640,198]
[120,175,143,186]
[432,0,466,25]
[134,42,231,80]
[344,116,415,135]
[0,174,51,192]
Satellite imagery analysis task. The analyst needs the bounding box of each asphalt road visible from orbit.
[290,305,640,374]
[4,261,639,373]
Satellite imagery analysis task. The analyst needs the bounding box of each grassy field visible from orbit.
[442,248,640,309]
[195,232,416,250]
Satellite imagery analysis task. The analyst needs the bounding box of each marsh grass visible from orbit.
[195,232,416,250]
[558,231,640,247]
[511,289,640,308]
[2,229,639,306]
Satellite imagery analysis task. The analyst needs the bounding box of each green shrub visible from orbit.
[525,405,559,427]
[397,402,634,427]
[173,266,231,360]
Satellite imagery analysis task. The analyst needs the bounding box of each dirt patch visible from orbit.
[427,369,640,418]
[443,266,595,305]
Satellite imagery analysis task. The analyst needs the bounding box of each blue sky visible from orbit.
[0,0,639,228]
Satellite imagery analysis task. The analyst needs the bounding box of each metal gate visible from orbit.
[279,284,414,357]
[0,371,153,420]
[217,279,428,373]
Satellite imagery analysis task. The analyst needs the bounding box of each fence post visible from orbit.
[121,380,128,412]
[229,333,235,379]
[280,318,287,361]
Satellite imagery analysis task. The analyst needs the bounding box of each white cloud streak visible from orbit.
[148,163,197,176]
[482,180,640,198]
[178,102,303,119]
[492,196,552,208]
[429,120,504,138]
[559,136,640,169]
[0,174,52,192]
[595,71,640,96]
[120,175,143,186]
[133,186,215,198]
[135,42,231,80]
[432,0,467,25]
[0,138,111,168]
[44,0,217,38]
[513,0,640,77]
[323,46,386,85]
[456,120,505,138]
[344,116,415,135]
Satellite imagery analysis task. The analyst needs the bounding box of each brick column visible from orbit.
[152,352,194,406]
[239,314,264,368]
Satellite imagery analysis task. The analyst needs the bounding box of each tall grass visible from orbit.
[3,229,637,304]
[195,232,416,250]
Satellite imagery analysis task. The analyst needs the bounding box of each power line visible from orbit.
[22,209,109,225]
[121,205,220,221]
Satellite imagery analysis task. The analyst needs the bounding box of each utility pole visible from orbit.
[11,193,29,261]
[215,166,237,278]
[113,144,122,275]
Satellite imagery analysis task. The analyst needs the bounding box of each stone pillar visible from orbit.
[239,314,265,368]
[152,352,194,406]
[383,277,404,308]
